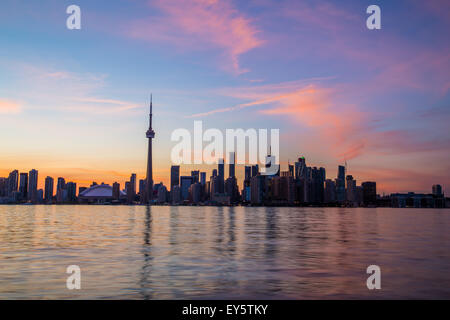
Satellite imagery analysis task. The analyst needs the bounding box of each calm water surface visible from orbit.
[0,205,449,299]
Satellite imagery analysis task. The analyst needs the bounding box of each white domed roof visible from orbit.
[79,184,126,198]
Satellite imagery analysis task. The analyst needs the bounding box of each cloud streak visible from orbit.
[127,0,264,74]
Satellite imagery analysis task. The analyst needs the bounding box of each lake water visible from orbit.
[0,205,449,299]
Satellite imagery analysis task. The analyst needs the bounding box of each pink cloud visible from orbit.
[0,99,21,114]
[194,81,370,160]
[127,0,264,74]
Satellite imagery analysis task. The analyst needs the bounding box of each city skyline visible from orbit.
[0,91,447,197]
[1,0,449,195]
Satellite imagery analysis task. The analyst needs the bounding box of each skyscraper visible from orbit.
[244,166,251,181]
[346,175,356,203]
[336,165,346,202]
[112,182,120,200]
[128,173,136,203]
[200,172,206,186]
[218,158,224,193]
[432,184,443,196]
[170,165,180,191]
[19,172,28,200]
[0,178,7,197]
[295,157,306,180]
[57,177,66,193]
[180,176,193,201]
[139,179,146,200]
[145,94,155,203]
[28,169,38,203]
[362,182,377,206]
[44,176,54,203]
[324,179,336,203]
[191,170,200,184]
[7,170,18,196]
[66,182,77,202]
[228,152,235,178]
[251,164,259,177]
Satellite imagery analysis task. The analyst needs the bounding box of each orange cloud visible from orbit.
[0,99,21,114]
[193,81,369,161]
[259,85,369,160]
[128,0,263,74]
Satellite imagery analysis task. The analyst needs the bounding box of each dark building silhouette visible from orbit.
[170,165,180,191]
[28,169,38,203]
[336,165,346,202]
[228,152,235,178]
[19,172,28,200]
[57,177,65,194]
[7,170,18,197]
[251,165,259,177]
[112,182,120,200]
[432,184,443,196]
[44,176,54,203]
[362,182,377,206]
[191,170,200,184]
[180,176,193,201]
[218,158,224,193]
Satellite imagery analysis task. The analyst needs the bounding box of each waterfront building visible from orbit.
[250,175,265,205]
[171,185,181,204]
[170,165,180,190]
[191,170,200,184]
[362,182,377,206]
[157,184,168,203]
[112,182,120,200]
[324,179,336,203]
[66,182,77,202]
[44,176,54,203]
[57,178,65,194]
[218,158,224,193]
[19,172,28,200]
[228,152,235,178]
[432,184,443,196]
[79,183,126,204]
[188,182,202,204]
[7,170,19,197]
[180,176,193,201]
[28,169,38,203]
[346,175,356,204]
[336,165,346,202]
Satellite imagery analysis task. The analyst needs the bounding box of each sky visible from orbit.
[0,0,449,195]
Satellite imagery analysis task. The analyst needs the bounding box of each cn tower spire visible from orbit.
[144,94,155,204]
[149,93,153,129]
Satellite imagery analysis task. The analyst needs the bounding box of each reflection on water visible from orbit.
[0,205,449,299]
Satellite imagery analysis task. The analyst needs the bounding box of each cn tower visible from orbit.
[145,94,155,203]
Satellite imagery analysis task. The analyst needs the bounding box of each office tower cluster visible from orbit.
[166,152,240,206]
[0,169,77,204]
